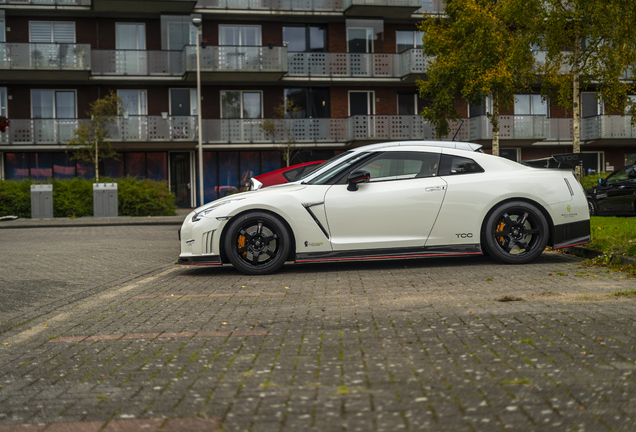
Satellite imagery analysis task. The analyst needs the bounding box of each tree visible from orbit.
[417,0,538,155]
[532,0,636,178]
[67,91,124,182]
[259,99,301,167]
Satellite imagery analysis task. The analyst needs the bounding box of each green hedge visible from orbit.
[579,171,610,192]
[0,177,176,218]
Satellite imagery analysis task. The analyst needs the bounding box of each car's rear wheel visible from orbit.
[482,201,549,264]
[224,212,291,275]
[587,199,597,216]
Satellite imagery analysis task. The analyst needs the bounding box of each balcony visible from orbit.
[183,46,288,82]
[582,115,636,141]
[0,0,90,7]
[469,115,577,143]
[0,115,468,146]
[344,0,421,18]
[92,0,196,13]
[195,0,343,12]
[416,0,444,14]
[285,49,427,81]
[0,42,91,81]
[91,50,183,77]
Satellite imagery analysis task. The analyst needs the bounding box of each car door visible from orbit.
[323,150,447,251]
[596,167,635,214]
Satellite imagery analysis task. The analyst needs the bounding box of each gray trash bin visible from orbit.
[93,183,118,217]
[31,184,53,219]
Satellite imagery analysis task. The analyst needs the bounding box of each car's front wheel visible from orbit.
[224,212,291,275]
[482,201,549,264]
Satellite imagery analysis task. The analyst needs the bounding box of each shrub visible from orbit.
[0,177,176,218]
[579,171,610,191]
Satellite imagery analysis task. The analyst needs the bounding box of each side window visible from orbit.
[357,151,440,182]
[282,167,303,181]
[606,168,629,184]
[438,154,484,176]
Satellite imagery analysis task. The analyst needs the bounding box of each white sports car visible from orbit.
[178,141,591,275]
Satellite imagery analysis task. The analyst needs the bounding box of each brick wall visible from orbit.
[328,23,346,52]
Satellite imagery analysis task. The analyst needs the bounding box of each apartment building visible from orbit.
[0,0,634,208]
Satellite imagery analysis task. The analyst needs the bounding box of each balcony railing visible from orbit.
[91,46,288,76]
[91,50,183,76]
[286,49,427,78]
[582,115,636,140]
[416,0,444,13]
[0,43,91,71]
[195,0,343,10]
[184,46,288,73]
[0,115,468,145]
[0,0,90,4]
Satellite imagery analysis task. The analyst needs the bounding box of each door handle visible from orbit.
[425,186,447,192]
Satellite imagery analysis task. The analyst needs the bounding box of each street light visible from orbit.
[192,17,204,207]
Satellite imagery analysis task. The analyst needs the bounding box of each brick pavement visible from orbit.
[1,225,635,431]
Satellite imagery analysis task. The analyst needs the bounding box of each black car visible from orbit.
[586,165,636,216]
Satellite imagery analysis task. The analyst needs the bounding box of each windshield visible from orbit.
[295,151,354,183]
[306,152,372,185]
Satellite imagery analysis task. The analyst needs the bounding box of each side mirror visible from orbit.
[347,170,370,191]
[598,178,604,185]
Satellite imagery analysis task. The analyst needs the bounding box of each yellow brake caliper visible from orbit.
[238,235,247,258]
[497,221,505,245]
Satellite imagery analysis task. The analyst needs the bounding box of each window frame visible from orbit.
[115,23,146,50]
[514,93,549,116]
[348,90,375,116]
[219,25,262,46]
[220,90,264,119]
[395,29,424,53]
[117,89,147,116]
[30,89,77,119]
[169,88,198,116]
[29,21,76,43]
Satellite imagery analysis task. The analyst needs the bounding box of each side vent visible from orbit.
[564,178,574,196]
[202,230,215,254]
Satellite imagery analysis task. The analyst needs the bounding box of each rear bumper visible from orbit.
[552,220,591,249]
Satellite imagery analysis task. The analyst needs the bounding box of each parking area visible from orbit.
[1,225,635,431]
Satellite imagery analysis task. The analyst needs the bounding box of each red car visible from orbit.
[249,160,325,190]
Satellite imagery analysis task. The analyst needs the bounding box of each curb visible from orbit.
[0,216,185,229]
[564,246,636,266]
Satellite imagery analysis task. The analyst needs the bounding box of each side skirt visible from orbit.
[295,244,482,263]
[178,256,222,265]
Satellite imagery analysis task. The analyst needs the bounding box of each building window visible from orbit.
[283,25,326,52]
[514,94,548,115]
[221,91,262,119]
[500,148,520,163]
[397,92,428,115]
[118,90,147,115]
[0,87,7,117]
[581,92,603,118]
[346,19,382,53]
[31,90,76,119]
[29,21,75,43]
[396,29,423,53]
[626,152,636,166]
[469,97,492,117]
[169,89,197,116]
[0,10,5,43]
[219,25,261,46]
[581,151,604,176]
[284,88,329,118]
[116,23,145,50]
[161,15,199,51]
[349,91,375,116]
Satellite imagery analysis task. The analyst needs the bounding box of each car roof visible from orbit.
[350,140,482,153]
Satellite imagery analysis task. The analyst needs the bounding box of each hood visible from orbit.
[194,183,308,212]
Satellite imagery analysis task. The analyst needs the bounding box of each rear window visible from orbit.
[438,154,484,176]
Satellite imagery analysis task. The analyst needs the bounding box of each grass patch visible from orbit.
[336,386,350,395]
[613,289,636,297]
[582,255,636,278]
[95,395,108,400]
[49,335,59,340]
[555,271,567,276]
[501,378,531,386]
[588,217,636,257]
[520,339,534,344]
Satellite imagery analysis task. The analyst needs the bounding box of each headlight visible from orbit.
[191,198,244,222]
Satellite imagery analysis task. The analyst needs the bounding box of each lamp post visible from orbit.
[192,17,204,207]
